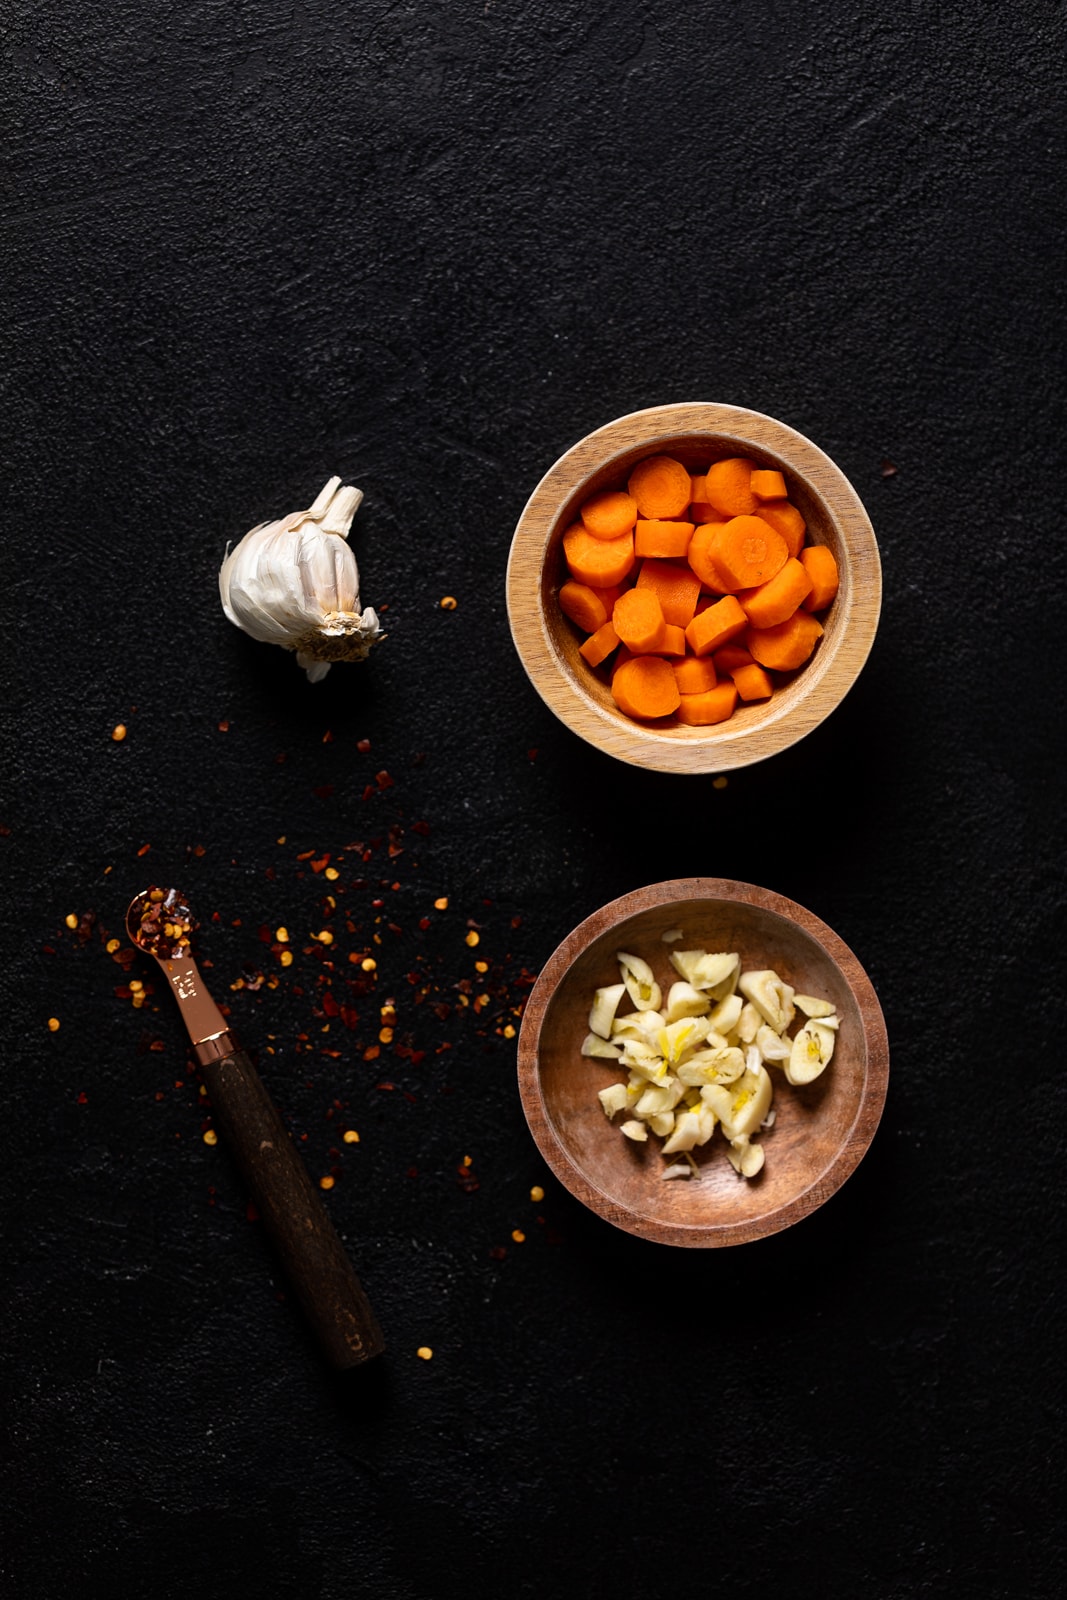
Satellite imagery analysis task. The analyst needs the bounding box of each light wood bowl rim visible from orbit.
[506,402,882,773]
[516,878,889,1247]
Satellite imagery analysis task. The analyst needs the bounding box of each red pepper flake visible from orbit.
[364,1045,380,1061]
[376,771,394,790]
[257,924,272,943]
[362,785,375,802]
[488,1246,507,1261]
[137,843,151,857]
[296,849,316,861]
[323,730,334,743]
[511,916,522,929]
[246,1202,260,1222]
[406,1166,419,1178]
[411,821,430,837]
[527,748,539,760]
[76,1091,88,1105]
[357,739,371,753]
[313,786,334,800]
[218,720,230,733]
[321,992,340,1018]
[340,1006,359,1030]
[310,855,330,873]
[880,458,898,477]
[275,753,287,764]
[418,917,431,931]
[375,1079,396,1091]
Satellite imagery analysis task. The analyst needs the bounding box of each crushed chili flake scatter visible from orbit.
[376,771,394,790]
[530,1185,545,1202]
[417,1346,434,1360]
[47,1016,60,1032]
[111,724,127,742]
[465,931,480,948]
[137,843,151,857]
[319,1175,335,1190]
[343,1129,360,1144]
[713,776,729,790]
[357,738,371,753]
[511,1229,526,1244]
[203,1129,217,1145]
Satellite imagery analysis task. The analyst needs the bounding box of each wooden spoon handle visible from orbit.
[200,1048,384,1369]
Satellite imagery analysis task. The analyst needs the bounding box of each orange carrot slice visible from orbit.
[687,522,731,592]
[750,469,787,501]
[685,595,749,657]
[590,582,630,615]
[676,683,738,725]
[634,519,695,559]
[730,662,773,701]
[704,457,758,517]
[708,516,788,591]
[713,644,754,673]
[562,523,635,588]
[673,655,718,695]
[627,455,692,519]
[646,623,686,657]
[755,500,806,559]
[559,581,609,634]
[613,588,667,653]
[737,557,813,629]
[800,545,839,611]
[581,490,638,540]
[747,612,823,671]
[611,655,681,720]
[635,559,701,628]
[579,620,620,668]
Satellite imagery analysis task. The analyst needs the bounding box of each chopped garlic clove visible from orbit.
[661,927,684,943]
[589,982,627,1039]
[738,970,795,1034]
[617,951,662,1012]
[786,1025,833,1085]
[727,1136,765,1178]
[669,949,739,995]
[794,993,836,1019]
[675,1045,745,1086]
[634,1080,684,1119]
[660,1161,692,1180]
[756,1023,791,1063]
[611,1009,665,1042]
[706,992,743,1036]
[598,1083,630,1119]
[712,1062,772,1139]
[658,1016,711,1064]
[620,1120,648,1142]
[737,1001,762,1043]
[665,981,711,1023]
[581,1033,623,1059]
[648,1111,676,1138]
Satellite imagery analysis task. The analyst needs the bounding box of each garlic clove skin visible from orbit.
[219,477,383,681]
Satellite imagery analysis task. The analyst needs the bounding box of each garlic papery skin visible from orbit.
[219,476,383,682]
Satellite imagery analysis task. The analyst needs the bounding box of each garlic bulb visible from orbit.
[219,476,383,682]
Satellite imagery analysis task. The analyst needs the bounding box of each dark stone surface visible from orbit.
[2,3,1063,1597]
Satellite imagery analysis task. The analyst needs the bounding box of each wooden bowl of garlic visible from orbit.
[517,879,889,1247]
[506,402,881,773]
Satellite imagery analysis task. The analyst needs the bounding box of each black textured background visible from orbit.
[2,4,1064,1597]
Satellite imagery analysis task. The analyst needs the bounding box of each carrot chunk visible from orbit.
[708,516,788,592]
[590,582,629,615]
[737,557,813,629]
[750,469,787,501]
[611,655,681,720]
[562,523,635,588]
[613,588,667,653]
[685,595,748,657]
[755,500,806,559]
[747,611,824,671]
[687,522,731,592]
[559,581,609,634]
[713,644,754,673]
[646,623,687,657]
[676,683,738,725]
[634,519,695,559]
[627,455,692,519]
[704,457,759,517]
[579,620,620,668]
[635,559,701,628]
[672,655,718,695]
[581,490,638,540]
[800,545,839,611]
[730,662,773,701]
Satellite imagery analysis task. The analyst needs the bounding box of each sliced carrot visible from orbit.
[562,523,635,589]
[755,499,806,559]
[747,611,824,672]
[613,588,667,653]
[693,595,717,615]
[635,558,701,628]
[713,644,754,673]
[559,581,609,634]
[676,683,738,726]
[690,474,707,502]
[634,519,695,559]
[579,620,620,668]
[730,662,773,701]
[627,455,692,519]
[673,655,718,695]
[685,595,748,657]
[708,516,788,591]
[687,522,731,592]
[737,557,813,629]
[750,469,787,501]
[611,655,681,720]
[800,545,839,611]
[590,582,630,615]
[581,490,638,540]
[704,457,758,517]
[646,623,687,657]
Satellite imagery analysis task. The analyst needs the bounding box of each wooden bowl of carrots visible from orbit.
[506,402,881,772]
[517,878,889,1247]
